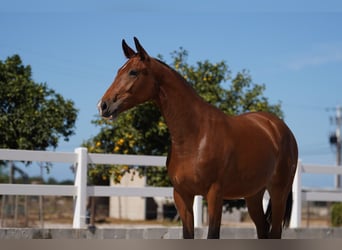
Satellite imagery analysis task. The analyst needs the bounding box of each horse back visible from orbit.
[236,112,296,144]
[232,111,298,166]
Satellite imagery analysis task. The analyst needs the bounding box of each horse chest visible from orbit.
[167,154,218,195]
[168,161,197,185]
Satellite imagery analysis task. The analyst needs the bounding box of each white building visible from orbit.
[109,173,148,220]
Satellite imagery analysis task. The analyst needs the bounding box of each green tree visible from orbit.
[83,48,282,186]
[0,55,78,178]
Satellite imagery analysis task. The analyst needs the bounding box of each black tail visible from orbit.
[265,198,272,229]
[265,191,293,229]
[283,191,293,228]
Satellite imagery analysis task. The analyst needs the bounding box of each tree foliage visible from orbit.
[83,48,283,186]
[0,55,78,150]
[0,54,78,179]
[331,202,342,227]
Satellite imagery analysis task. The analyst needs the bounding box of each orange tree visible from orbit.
[83,48,282,186]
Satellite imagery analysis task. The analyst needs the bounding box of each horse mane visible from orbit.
[155,58,177,73]
[155,58,191,86]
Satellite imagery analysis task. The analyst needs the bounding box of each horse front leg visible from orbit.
[206,185,223,239]
[173,189,194,239]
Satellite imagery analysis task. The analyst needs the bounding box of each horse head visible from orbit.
[98,37,158,120]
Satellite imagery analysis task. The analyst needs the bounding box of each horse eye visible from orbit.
[129,70,138,77]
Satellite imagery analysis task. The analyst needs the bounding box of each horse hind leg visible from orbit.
[245,189,270,239]
[267,189,292,239]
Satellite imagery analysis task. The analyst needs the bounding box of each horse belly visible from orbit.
[222,150,277,198]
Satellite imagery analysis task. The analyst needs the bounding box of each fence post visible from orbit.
[290,159,302,228]
[193,195,203,228]
[73,147,88,229]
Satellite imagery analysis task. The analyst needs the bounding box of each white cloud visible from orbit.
[287,42,342,71]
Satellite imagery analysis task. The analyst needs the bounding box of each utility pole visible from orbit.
[336,106,342,188]
[329,105,342,188]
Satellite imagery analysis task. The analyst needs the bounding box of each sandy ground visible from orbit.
[37,218,330,229]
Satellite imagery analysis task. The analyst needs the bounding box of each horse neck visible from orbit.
[152,61,210,145]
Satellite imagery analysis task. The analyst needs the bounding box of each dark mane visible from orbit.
[155,58,190,85]
[155,58,174,71]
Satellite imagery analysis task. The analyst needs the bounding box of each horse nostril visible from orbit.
[101,101,108,112]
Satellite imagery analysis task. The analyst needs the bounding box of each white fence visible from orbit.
[0,148,341,229]
[290,160,342,227]
[0,148,202,228]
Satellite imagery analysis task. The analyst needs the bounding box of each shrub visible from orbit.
[331,203,342,227]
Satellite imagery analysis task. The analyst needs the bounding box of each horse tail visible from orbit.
[264,190,293,229]
[265,198,272,230]
[283,191,293,228]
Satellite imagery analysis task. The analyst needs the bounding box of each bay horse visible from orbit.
[98,37,298,239]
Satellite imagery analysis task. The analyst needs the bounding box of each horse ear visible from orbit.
[134,37,149,61]
[122,39,136,59]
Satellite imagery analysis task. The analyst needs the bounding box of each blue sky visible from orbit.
[1,0,342,187]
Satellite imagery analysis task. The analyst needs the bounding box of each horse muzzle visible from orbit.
[97,99,120,120]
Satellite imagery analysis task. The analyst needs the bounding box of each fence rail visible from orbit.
[0,147,176,229]
[0,148,342,229]
[290,161,342,227]
[0,183,76,196]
